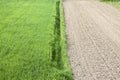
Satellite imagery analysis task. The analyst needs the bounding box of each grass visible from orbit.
[100,0,120,9]
[0,0,73,80]
[107,1,120,9]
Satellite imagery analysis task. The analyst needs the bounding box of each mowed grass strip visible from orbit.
[0,0,72,80]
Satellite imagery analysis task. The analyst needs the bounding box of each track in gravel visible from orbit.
[63,0,120,80]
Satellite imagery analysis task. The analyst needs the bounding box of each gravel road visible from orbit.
[63,0,120,80]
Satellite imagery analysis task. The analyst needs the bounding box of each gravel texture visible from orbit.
[63,0,120,80]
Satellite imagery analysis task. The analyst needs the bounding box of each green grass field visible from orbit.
[0,0,72,80]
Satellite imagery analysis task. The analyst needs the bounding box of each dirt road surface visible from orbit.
[63,0,120,80]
